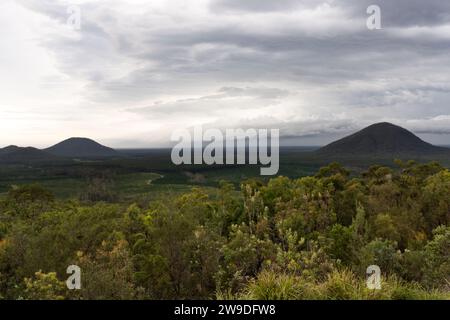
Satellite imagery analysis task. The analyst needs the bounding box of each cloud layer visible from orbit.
[1,0,449,147]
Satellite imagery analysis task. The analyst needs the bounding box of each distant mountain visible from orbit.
[0,145,21,155]
[0,146,59,163]
[45,137,119,158]
[316,122,450,158]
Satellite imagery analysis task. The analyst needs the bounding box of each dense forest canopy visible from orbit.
[0,160,448,300]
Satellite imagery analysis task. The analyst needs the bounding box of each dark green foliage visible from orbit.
[79,174,119,203]
[0,161,448,300]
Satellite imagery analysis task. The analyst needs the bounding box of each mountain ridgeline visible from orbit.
[0,138,119,163]
[0,123,448,163]
[0,146,59,163]
[316,122,450,158]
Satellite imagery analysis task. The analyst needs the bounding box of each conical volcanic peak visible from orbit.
[45,137,118,158]
[316,122,449,157]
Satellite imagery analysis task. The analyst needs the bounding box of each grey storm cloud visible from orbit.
[210,0,309,13]
[211,0,450,26]
[341,0,450,27]
[7,0,450,146]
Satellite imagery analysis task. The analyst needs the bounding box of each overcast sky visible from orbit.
[1,0,450,148]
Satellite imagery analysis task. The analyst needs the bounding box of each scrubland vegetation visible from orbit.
[0,160,448,300]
